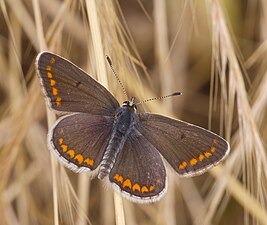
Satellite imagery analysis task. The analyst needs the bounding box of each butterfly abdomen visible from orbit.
[98,131,126,179]
[98,107,135,180]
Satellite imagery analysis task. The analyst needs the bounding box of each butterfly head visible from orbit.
[122,97,137,111]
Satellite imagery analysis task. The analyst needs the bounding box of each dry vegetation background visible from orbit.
[0,0,267,225]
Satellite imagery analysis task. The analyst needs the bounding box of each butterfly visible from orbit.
[36,52,230,203]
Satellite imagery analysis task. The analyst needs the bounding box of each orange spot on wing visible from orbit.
[50,79,56,86]
[52,88,58,95]
[66,150,75,158]
[50,57,56,64]
[61,144,67,152]
[56,97,62,106]
[74,154,84,164]
[204,152,212,158]
[117,175,123,183]
[149,185,155,192]
[141,186,149,193]
[114,174,123,183]
[132,183,141,192]
[199,154,205,161]
[59,138,63,145]
[190,158,197,166]
[210,147,216,153]
[156,179,161,184]
[123,179,132,189]
[46,66,52,71]
[213,139,219,145]
[114,174,119,181]
[47,72,53,78]
[84,157,94,166]
[179,161,187,170]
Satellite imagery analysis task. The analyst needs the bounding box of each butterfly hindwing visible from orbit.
[109,128,167,203]
[135,113,230,177]
[49,113,114,172]
[36,52,119,116]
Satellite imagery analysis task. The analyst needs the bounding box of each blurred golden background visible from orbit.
[0,0,267,225]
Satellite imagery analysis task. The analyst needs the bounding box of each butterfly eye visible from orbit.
[122,101,129,107]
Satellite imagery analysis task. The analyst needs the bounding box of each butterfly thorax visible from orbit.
[98,100,136,180]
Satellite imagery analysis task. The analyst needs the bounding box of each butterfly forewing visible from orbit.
[36,52,119,116]
[135,114,229,177]
[109,128,167,203]
[49,113,114,172]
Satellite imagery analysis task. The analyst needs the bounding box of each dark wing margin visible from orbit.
[36,51,119,116]
[109,128,167,203]
[135,113,230,177]
[49,113,114,173]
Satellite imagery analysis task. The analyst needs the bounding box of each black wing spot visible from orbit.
[75,81,82,88]
[180,133,186,139]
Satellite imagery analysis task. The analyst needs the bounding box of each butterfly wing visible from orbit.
[49,113,114,173]
[109,128,167,203]
[36,51,119,116]
[135,113,230,177]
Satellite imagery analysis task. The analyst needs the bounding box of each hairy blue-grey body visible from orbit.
[98,105,136,179]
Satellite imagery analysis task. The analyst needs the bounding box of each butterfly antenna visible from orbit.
[106,56,128,99]
[136,92,182,105]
